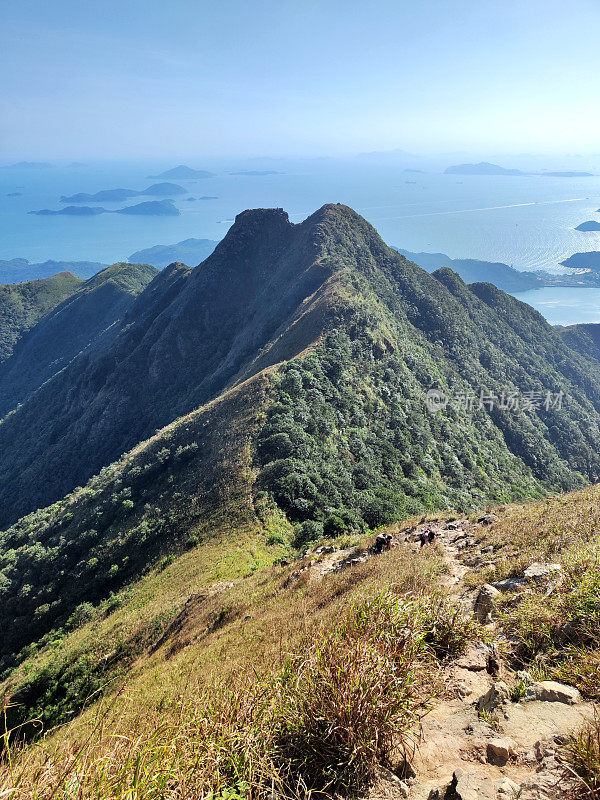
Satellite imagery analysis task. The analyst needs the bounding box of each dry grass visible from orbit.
[0,574,479,799]
[561,713,600,799]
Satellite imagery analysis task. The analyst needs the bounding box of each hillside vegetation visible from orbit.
[2,485,600,798]
[1,205,600,531]
[2,204,600,798]
[0,262,158,418]
[0,271,82,361]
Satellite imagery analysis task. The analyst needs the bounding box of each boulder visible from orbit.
[446,769,495,800]
[523,562,562,583]
[479,513,499,525]
[492,576,528,592]
[496,776,521,797]
[486,736,517,765]
[523,680,581,705]
[477,681,510,712]
[474,583,501,622]
[456,642,491,671]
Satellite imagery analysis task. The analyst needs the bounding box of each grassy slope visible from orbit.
[0,368,274,668]
[0,271,82,361]
[4,483,600,797]
[2,525,455,797]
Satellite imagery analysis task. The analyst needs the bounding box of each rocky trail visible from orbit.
[378,518,594,799]
[301,516,595,800]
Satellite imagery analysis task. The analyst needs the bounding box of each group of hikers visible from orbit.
[419,528,437,548]
[373,527,437,554]
[373,532,394,554]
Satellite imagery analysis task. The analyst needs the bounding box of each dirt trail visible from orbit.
[365,518,596,800]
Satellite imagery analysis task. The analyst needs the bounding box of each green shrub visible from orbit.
[323,514,346,538]
[293,520,323,548]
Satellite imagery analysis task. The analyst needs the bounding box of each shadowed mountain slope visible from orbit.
[0,271,82,361]
[5,204,600,669]
[0,263,158,418]
[557,322,600,363]
[2,204,600,536]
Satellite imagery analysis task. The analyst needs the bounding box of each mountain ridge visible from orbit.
[2,204,600,531]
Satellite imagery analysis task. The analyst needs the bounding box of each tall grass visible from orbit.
[0,589,477,799]
[561,713,600,799]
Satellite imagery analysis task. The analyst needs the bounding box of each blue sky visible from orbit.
[2,0,599,159]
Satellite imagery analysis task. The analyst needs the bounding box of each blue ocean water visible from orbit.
[1,159,600,323]
[513,287,600,326]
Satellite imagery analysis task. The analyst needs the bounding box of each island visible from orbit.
[444,162,524,176]
[575,221,600,232]
[116,200,180,216]
[60,183,187,203]
[148,165,215,179]
[30,200,180,217]
[1,161,52,169]
[30,206,106,216]
[128,237,219,267]
[561,252,600,271]
[6,192,21,197]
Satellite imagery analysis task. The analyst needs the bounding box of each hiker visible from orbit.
[428,529,436,545]
[374,533,387,554]
[419,531,428,548]
[384,533,393,550]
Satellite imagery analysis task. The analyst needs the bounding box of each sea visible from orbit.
[1,158,600,325]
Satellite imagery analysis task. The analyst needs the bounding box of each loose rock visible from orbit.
[496,776,520,797]
[447,768,495,800]
[478,681,510,712]
[523,562,562,583]
[523,680,581,705]
[486,736,517,765]
[474,584,501,623]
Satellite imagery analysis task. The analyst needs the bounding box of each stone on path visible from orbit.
[474,584,501,622]
[486,736,517,765]
[446,768,495,800]
[523,680,581,705]
[523,562,562,583]
[477,681,510,713]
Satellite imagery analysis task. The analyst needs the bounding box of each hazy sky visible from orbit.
[2,0,599,159]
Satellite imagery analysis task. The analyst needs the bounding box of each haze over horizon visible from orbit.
[2,0,600,161]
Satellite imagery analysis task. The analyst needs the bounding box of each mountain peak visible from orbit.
[229,207,292,236]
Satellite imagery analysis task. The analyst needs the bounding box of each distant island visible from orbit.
[31,200,180,217]
[1,161,52,169]
[118,200,179,216]
[575,221,600,232]
[0,258,108,283]
[6,192,21,197]
[396,248,600,291]
[31,206,105,216]
[404,168,425,173]
[60,183,187,203]
[148,165,215,179]
[542,171,594,177]
[444,162,524,176]
[561,252,600,271]
[128,237,219,267]
[230,170,283,176]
